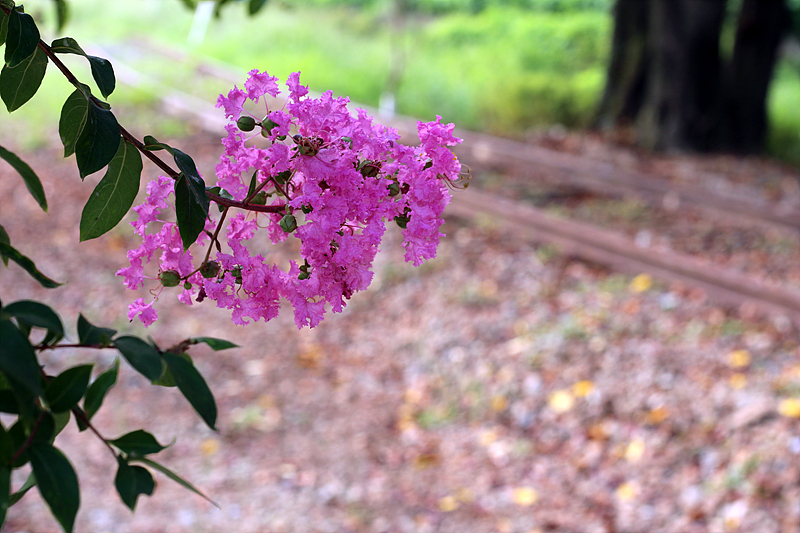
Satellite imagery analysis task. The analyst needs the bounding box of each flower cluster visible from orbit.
[117,70,462,328]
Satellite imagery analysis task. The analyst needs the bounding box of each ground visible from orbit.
[2,130,800,533]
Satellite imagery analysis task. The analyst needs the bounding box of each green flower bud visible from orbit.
[387,181,400,196]
[280,214,298,233]
[200,260,220,279]
[301,204,313,214]
[159,270,181,287]
[298,271,310,280]
[394,215,409,229]
[183,281,193,290]
[237,116,257,132]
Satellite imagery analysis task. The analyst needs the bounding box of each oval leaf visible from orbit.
[75,100,120,179]
[0,241,61,288]
[45,365,92,413]
[76,313,116,347]
[4,10,39,68]
[87,55,115,99]
[132,456,217,507]
[49,36,85,55]
[162,352,216,430]
[109,429,166,457]
[2,299,63,342]
[79,139,142,240]
[0,45,47,112]
[0,144,46,211]
[190,337,238,351]
[83,359,118,421]
[58,89,89,158]
[115,456,155,511]
[174,173,209,250]
[26,443,79,533]
[0,320,43,397]
[113,336,162,381]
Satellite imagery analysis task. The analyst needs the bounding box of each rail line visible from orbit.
[100,41,800,320]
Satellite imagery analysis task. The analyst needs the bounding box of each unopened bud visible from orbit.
[200,261,220,279]
[280,214,298,233]
[183,281,192,290]
[237,116,256,131]
[159,270,181,287]
[394,215,409,229]
[387,181,400,196]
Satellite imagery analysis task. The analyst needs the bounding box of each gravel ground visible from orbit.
[3,135,800,533]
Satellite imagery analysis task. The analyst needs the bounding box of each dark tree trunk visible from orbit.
[597,0,790,155]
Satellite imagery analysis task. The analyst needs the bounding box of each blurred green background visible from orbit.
[4,0,800,163]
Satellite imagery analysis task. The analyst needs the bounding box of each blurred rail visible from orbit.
[100,41,800,320]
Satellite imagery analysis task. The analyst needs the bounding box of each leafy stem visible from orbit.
[9,410,47,465]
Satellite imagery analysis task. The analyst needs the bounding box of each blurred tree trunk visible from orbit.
[597,0,790,154]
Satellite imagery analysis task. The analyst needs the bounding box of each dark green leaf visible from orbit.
[0,45,47,112]
[45,365,92,413]
[0,144,46,211]
[2,300,63,342]
[53,0,68,32]
[53,411,70,438]
[79,139,142,241]
[109,429,166,457]
[4,9,39,68]
[0,241,61,288]
[174,173,209,250]
[162,352,216,430]
[8,472,36,506]
[0,320,42,396]
[115,456,155,511]
[30,411,55,444]
[113,336,162,381]
[76,313,116,346]
[0,224,8,266]
[0,422,14,464]
[83,359,118,420]
[0,5,8,47]
[248,0,268,15]
[7,421,28,467]
[75,100,120,179]
[58,89,88,158]
[190,337,239,351]
[0,465,10,527]
[87,55,114,99]
[141,135,172,153]
[132,457,218,507]
[49,36,84,55]
[27,443,79,533]
[0,390,17,414]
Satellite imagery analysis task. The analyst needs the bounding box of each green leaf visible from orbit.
[79,139,142,241]
[174,173,209,250]
[141,135,172,152]
[162,352,216,430]
[7,421,28,467]
[0,241,61,288]
[1,300,63,343]
[4,9,39,68]
[0,45,47,112]
[113,336,162,381]
[0,423,14,464]
[132,457,218,507]
[30,411,55,444]
[8,472,36,506]
[0,465,10,527]
[83,359,118,420]
[0,144,46,211]
[114,456,155,511]
[76,313,116,346]
[190,337,239,351]
[0,5,8,47]
[0,320,43,397]
[248,0,268,15]
[109,429,166,457]
[75,100,120,179]
[50,38,115,98]
[45,365,92,413]
[53,0,68,33]
[0,390,17,414]
[0,224,8,266]
[58,88,89,158]
[27,443,79,533]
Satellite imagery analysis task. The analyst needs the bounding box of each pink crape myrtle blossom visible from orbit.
[118,71,463,328]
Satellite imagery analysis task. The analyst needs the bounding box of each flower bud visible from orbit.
[387,181,400,196]
[280,214,298,233]
[394,215,409,229]
[183,281,192,290]
[298,271,310,280]
[200,260,220,279]
[237,116,257,132]
[159,270,181,287]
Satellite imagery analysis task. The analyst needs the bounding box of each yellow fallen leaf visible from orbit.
[297,344,324,368]
[548,390,575,413]
[728,349,751,369]
[629,273,652,293]
[729,373,747,390]
[512,487,538,506]
[438,495,459,512]
[625,438,645,463]
[200,438,219,456]
[645,406,669,425]
[572,380,595,397]
[778,398,800,418]
[491,395,508,412]
[616,481,637,501]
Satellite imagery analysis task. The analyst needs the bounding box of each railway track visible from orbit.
[99,41,800,320]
